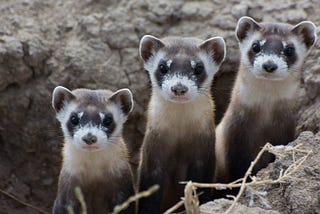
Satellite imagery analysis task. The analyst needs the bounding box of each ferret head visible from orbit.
[52,86,133,152]
[236,16,317,81]
[139,35,226,103]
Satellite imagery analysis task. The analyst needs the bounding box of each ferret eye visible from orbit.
[70,114,79,125]
[252,42,261,53]
[103,115,113,127]
[194,64,204,75]
[159,64,169,74]
[284,46,295,57]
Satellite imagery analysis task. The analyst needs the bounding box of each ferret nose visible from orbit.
[82,133,97,145]
[171,84,188,96]
[263,62,278,73]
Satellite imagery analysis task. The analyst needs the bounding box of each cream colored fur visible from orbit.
[147,89,214,139]
[62,138,129,183]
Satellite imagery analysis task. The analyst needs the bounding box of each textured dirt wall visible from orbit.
[0,0,319,213]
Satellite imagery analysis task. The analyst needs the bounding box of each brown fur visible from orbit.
[138,92,216,213]
[53,142,135,214]
[54,164,134,214]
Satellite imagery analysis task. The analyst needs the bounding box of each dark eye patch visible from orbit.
[170,59,207,87]
[192,61,207,87]
[248,39,298,68]
[66,112,81,137]
[252,41,261,53]
[154,58,209,89]
[194,63,204,75]
[248,38,283,65]
[283,45,295,57]
[100,112,116,138]
[283,44,297,67]
[102,115,113,127]
[70,113,80,125]
[66,111,117,138]
[159,63,169,74]
[248,41,263,65]
[154,59,171,87]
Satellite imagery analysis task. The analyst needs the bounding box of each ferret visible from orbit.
[215,16,317,186]
[52,86,135,214]
[138,35,226,213]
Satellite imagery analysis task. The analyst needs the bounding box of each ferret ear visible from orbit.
[291,21,317,49]
[110,88,134,116]
[52,86,75,113]
[139,35,165,62]
[199,36,226,65]
[236,16,261,42]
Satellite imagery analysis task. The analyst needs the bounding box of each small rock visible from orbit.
[79,14,101,37]
[3,37,23,58]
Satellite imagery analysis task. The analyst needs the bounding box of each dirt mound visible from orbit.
[246,131,320,213]
[0,0,319,213]
[201,131,320,213]
[201,199,280,214]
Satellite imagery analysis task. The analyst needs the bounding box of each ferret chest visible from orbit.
[63,143,128,182]
[148,93,214,138]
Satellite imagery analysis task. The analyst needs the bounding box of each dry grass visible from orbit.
[113,184,159,214]
[0,188,50,214]
[166,142,312,214]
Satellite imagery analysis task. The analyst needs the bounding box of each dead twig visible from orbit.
[0,188,50,214]
[164,190,203,214]
[163,200,185,214]
[67,186,87,214]
[246,186,271,209]
[67,206,75,214]
[113,184,159,214]
[184,181,200,214]
[75,187,87,214]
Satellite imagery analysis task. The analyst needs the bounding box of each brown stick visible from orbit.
[163,200,185,214]
[0,188,50,214]
[184,181,200,214]
[113,184,159,214]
